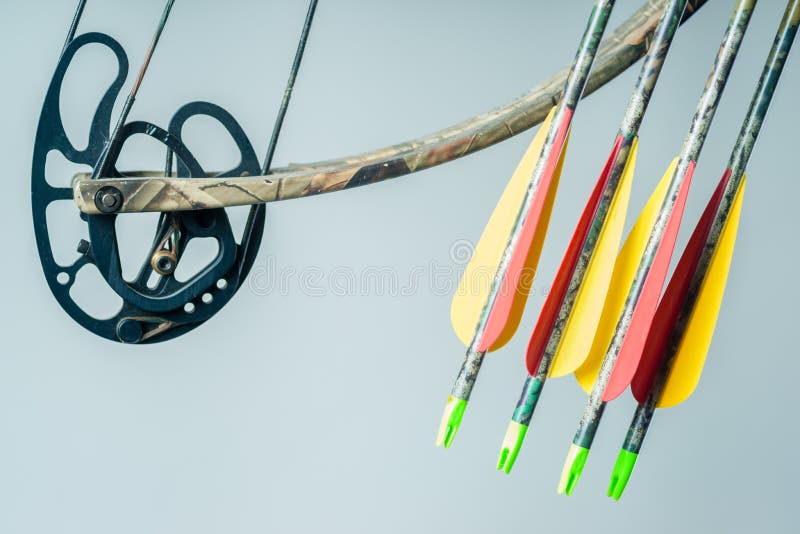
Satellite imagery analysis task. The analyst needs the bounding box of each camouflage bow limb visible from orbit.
[73,0,708,215]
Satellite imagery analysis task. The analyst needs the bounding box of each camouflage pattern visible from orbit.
[72,0,709,215]
[572,0,757,452]
[510,0,688,427]
[619,0,689,135]
[622,0,800,456]
[512,376,544,425]
[451,347,485,401]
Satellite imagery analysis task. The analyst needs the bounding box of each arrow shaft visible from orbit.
[621,400,655,455]
[512,375,545,426]
[619,0,689,136]
[450,347,485,401]
[571,0,756,452]
[561,2,617,110]
[727,0,800,183]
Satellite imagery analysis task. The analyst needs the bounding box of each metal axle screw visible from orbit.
[94,186,123,214]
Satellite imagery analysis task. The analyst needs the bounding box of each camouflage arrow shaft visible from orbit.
[622,0,800,459]
[511,0,690,431]
[571,0,757,455]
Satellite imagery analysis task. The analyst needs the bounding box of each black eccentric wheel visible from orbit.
[31,32,265,344]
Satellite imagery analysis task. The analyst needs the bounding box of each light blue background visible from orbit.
[1,1,798,532]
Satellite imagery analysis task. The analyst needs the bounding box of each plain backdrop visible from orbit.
[1,1,799,533]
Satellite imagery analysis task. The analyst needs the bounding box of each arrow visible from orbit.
[607,0,800,501]
[558,0,758,496]
[497,0,689,475]
[436,0,617,449]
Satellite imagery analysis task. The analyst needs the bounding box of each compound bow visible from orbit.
[32,0,708,344]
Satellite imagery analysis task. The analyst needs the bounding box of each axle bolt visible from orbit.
[94,186,123,214]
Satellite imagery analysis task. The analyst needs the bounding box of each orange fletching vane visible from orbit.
[479,110,572,352]
[602,163,696,401]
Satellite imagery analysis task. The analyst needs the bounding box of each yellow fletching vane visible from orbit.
[549,139,639,378]
[658,177,746,408]
[451,106,567,351]
[574,157,678,393]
